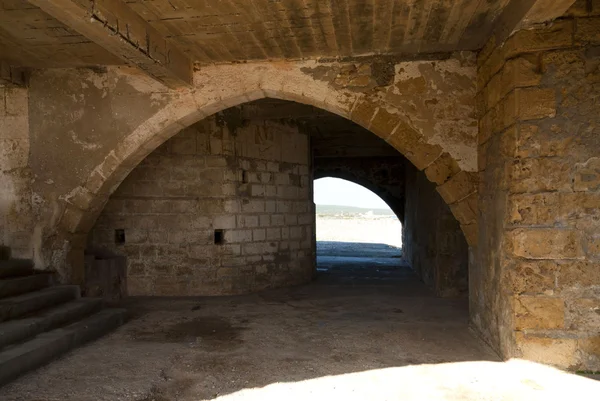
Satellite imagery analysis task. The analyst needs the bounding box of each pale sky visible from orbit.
[313,177,390,209]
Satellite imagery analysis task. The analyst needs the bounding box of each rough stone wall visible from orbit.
[89,116,314,296]
[0,84,32,259]
[314,157,405,222]
[475,1,600,369]
[16,55,477,286]
[27,67,178,281]
[403,162,469,297]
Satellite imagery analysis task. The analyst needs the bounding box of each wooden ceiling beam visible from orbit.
[491,0,577,44]
[27,0,193,88]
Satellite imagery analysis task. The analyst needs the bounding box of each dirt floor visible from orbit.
[1,244,598,400]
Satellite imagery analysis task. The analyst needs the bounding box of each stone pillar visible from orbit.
[0,85,33,260]
[476,4,600,369]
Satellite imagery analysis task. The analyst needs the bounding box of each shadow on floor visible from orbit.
[2,249,598,401]
[317,240,408,283]
[317,240,402,258]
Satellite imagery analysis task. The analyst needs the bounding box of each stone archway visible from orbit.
[313,172,405,224]
[44,59,478,283]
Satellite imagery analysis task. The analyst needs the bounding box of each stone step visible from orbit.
[0,298,103,350]
[0,259,34,279]
[0,246,10,261]
[0,274,54,299]
[0,308,127,386]
[0,286,79,323]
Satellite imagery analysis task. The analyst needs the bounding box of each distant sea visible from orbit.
[315,204,395,216]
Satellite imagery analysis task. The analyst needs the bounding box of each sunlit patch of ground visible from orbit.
[214,359,599,401]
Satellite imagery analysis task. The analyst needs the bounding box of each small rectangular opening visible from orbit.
[115,229,126,245]
[214,229,224,245]
[242,170,248,183]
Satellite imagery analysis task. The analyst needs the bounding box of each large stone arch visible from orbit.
[50,60,477,283]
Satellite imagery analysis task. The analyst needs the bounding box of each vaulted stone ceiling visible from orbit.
[0,0,577,87]
[0,0,573,68]
[0,0,122,68]
[125,0,510,61]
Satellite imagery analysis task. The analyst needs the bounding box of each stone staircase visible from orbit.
[0,245,127,386]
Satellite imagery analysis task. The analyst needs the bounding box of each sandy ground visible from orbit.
[1,254,598,401]
[316,216,403,248]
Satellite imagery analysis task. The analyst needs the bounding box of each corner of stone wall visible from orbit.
[475,6,600,370]
[0,84,34,260]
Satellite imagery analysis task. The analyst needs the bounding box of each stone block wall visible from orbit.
[14,57,476,282]
[475,1,600,369]
[403,162,469,297]
[89,115,314,296]
[0,84,32,260]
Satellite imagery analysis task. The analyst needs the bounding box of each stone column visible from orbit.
[0,85,33,260]
[476,4,600,369]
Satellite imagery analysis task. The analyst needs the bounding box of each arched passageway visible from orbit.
[0,4,596,383]
[313,177,406,282]
[84,98,468,298]
[26,61,477,285]
[313,177,402,248]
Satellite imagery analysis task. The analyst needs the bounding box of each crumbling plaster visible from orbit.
[19,54,478,282]
[0,85,31,260]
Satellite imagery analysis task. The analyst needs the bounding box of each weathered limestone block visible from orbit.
[508,260,557,295]
[481,55,543,112]
[514,124,573,158]
[478,20,574,87]
[508,228,585,260]
[449,193,478,226]
[574,157,600,192]
[513,88,557,121]
[387,125,443,170]
[514,296,565,330]
[505,20,574,58]
[437,171,478,204]
[515,332,578,368]
[566,298,600,331]
[509,158,572,193]
[424,152,461,185]
[507,192,560,226]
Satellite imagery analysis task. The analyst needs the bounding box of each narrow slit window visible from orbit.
[115,229,126,245]
[214,229,224,245]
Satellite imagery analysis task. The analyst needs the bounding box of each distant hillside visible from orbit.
[316,204,395,216]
